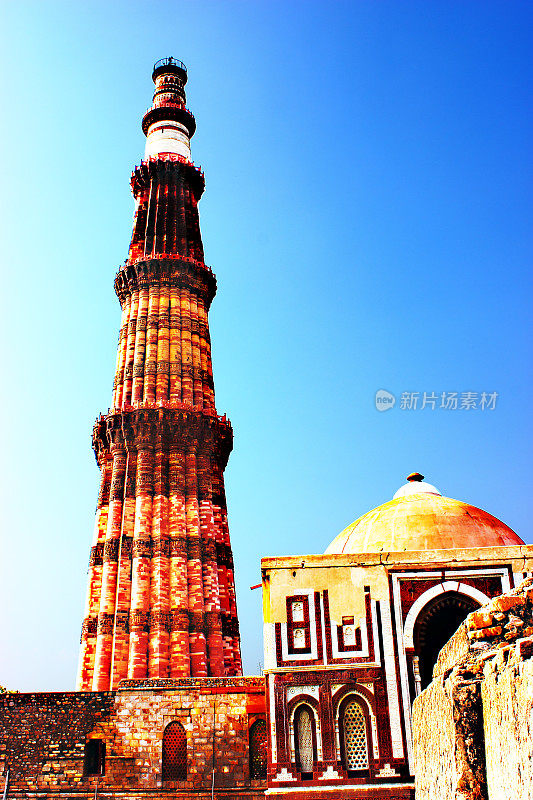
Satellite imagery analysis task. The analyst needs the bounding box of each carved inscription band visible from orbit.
[88,536,232,567]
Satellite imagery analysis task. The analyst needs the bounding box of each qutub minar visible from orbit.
[0,57,531,800]
[77,57,242,691]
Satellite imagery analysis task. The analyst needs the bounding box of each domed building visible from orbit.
[261,474,530,800]
[326,473,522,556]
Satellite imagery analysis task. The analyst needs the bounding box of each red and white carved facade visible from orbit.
[77,58,242,691]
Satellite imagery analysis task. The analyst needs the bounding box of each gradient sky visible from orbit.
[0,0,531,691]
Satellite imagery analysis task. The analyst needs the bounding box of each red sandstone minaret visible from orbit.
[77,58,242,691]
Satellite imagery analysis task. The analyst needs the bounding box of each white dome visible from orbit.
[393,472,440,499]
[393,481,441,499]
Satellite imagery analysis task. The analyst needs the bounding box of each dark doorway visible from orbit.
[83,739,105,776]
[414,592,480,690]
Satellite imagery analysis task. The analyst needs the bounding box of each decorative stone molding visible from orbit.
[114,255,216,308]
[319,766,341,780]
[91,407,233,469]
[377,763,400,777]
[272,768,297,782]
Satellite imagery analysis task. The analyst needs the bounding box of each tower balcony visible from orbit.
[152,57,187,83]
[142,103,196,138]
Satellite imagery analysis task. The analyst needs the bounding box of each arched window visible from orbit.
[162,721,187,781]
[83,739,105,776]
[294,705,315,779]
[249,719,267,779]
[414,592,480,690]
[340,698,369,773]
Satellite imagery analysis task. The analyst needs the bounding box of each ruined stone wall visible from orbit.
[411,677,456,800]
[482,646,533,800]
[413,580,533,800]
[0,678,266,799]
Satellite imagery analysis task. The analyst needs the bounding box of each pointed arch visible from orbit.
[162,721,187,781]
[413,591,481,690]
[293,703,317,779]
[337,694,371,775]
[403,581,489,649]
[249,718,267,779]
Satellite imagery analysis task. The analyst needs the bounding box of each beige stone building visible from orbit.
[261,473,530,799]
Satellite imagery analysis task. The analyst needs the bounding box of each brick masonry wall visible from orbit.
[0,692,115,791]
[412,578,533,800]
[0,679,266,799]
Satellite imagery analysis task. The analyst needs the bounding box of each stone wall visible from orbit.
[0,677,266,799]
[411,676,456,800]
[481,644,533,799]
[412,579,533,800]
[0,692,115,791]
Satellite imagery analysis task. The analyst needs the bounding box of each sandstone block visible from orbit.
[467,610,494,630]
[491,595,526,613]
[468,624,502,640]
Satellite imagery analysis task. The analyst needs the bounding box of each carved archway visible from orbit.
[249,719,267,779]
[162,721,187,781]
[414,591,480,689]
[337,694,372,776]
[292,703,317,779]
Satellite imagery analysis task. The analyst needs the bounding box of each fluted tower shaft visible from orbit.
[77,58,242,691]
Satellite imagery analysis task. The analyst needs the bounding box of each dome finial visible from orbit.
[393,474,441,500]
[407,472,424,482]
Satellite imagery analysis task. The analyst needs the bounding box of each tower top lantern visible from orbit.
[143,56,195,160]
[152,57,187,83]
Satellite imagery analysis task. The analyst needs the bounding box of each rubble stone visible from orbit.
[413,579,533,800]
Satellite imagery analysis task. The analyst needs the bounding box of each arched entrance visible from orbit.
[293,704,316,779]
[414,591,480,690]
[338,696,371,775]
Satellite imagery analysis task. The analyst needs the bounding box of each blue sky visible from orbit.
[0,0,531,690]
